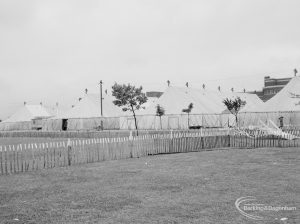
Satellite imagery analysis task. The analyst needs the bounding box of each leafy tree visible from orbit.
[223,97,246,126]
[156,104,165,129]
[112,83,147,135]
[182,103,193,128]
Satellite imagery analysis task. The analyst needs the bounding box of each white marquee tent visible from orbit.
[44,93,126,130]
[0,104,52,131]
[261,76,300,112]
[238,76,300,127]
[120,86,264,130]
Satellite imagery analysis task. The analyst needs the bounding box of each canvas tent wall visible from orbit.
[237,111,300,128]
[120,113,225,130]
[120,86,263,129]
[0,104,52,131]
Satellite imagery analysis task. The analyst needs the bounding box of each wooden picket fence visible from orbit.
[0,128,231,139]
[1,132,300,175]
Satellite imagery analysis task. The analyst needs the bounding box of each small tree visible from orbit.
[156,104,165,129]
[112,83,147,135]
[182,103,193,128]
[223,97,246,126]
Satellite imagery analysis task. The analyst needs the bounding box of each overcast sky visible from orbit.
[0,0,300,119]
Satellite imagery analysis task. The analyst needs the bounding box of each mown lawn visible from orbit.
[0,147,299,224]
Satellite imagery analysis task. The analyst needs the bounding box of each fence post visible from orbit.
[0,146,2,175]
[278,136,282,148]
[227,135,231,148]
[67,139,72,166]
[129,131,134,158]
[169,130,173,153]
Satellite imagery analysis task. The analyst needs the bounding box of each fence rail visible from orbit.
[1,132,300,175]
[0,129,231,139]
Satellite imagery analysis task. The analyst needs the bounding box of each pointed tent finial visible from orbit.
[85,88,88,94]
[294,68,298,76]
[167,80,170,87]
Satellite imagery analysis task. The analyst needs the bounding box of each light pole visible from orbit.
[99,80,103,116]
[99,80,104,130]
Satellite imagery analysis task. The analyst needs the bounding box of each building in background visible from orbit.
[250,76,292,102]
[146,91,163,98]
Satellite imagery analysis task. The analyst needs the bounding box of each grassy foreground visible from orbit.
[0,147,299,224]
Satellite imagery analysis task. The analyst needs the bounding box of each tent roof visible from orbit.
[259,76,300,112]
[139,86,263,115]
[44,105,70,119]
[60,93,124,119]
[227,92,265,113]
[3,105,52,122]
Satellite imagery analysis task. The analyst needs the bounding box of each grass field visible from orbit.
[0,147,299,224]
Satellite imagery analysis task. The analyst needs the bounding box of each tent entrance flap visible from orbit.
[62,119,68,131]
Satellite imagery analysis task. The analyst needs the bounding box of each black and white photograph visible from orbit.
[0,0,299,223]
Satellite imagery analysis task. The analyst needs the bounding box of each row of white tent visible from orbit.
[1,76,300,131]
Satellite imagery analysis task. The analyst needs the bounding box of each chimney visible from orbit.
[167,80,170,87]
[85,88,88,94]
[218,86,221,91]
[231,88,234,92]
[186,82,189,87]
[40,102,42,106]
[202,84,205,90]
[24,101,26,106]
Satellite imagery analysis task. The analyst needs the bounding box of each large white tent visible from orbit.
[0,104,52,131]
[238,76,300,127]
[62,93,124,119]
[120,86,263,130]
[261,76,300,112]
[138,86,263,115]
[43,91,160,131]
[4,104,51,122]
[44,93,125,130]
